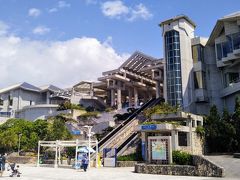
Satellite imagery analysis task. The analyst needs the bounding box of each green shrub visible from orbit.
[117,153,143,161]
[195,126,205,138]
[172,150,193,165]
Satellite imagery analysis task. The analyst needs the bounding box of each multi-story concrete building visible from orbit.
[160,12,240,114]
[0,82,65,121]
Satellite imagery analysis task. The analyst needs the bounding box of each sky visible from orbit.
[0,0,239,88]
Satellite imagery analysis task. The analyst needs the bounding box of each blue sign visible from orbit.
[72,130,81,135]
[141,124,157,130]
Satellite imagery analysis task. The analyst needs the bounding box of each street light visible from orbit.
[18,133,22,156]
[83,125,93,168]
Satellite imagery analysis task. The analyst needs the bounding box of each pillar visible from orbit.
[171,130,178,150]
[111,89,115,107]
[134,87,138,107]
[128,88,133,107]
[156,81,161,98]
[117,88,122,110]
[46,91,50,104]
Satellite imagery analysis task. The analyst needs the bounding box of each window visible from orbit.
[8,95,13,106]
[0,98,3,106]
[30,100,32,106]
[216,43,222,60]
[224,72,239,87]
[194,71,206,89]
[192,45,204,63]
[231,32,240,50]
[165,30,183,107]
[178,132,188,146]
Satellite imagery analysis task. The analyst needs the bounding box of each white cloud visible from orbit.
[32,26,50,35]
[58,1,71,8]
[128,3,153,21]
[101,1,152,21]
[49,8,58,13]
[48,1,71,13]
[101,1,129,18]
[28,8,41,17]
[0,22,128,88]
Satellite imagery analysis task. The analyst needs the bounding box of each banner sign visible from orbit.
[141,124,157,130]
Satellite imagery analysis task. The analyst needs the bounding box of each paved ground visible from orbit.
[0,164,236,180]
[1,156,240,180]
[205,155,240,179]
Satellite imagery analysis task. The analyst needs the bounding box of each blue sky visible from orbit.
[0,0,239,88]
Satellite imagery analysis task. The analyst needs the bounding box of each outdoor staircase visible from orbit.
[94,97,164,157]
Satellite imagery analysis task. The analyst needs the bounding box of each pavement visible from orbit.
[1,155,239,180]
[205,155,240,179]
[0,164,234,180]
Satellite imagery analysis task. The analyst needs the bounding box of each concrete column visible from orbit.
[134,87,138,107]
[128,88,133,107]
[110,89,115,107]
[156,81,161,98]
[171,130,178,150]
[143,92,148,103]
[117,88,122,110]
[46,91,50,104]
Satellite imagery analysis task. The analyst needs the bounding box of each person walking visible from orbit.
[81,154,89,172]
[0,153,6,177]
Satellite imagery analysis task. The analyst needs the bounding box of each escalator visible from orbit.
[96,98,157,151]
[116,97,164,155]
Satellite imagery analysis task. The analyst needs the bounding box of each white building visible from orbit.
[160,12,240,114]
[0,82,66,121]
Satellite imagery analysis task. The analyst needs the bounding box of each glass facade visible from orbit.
[165,30,182,106]
[216,32,240,61]
[192,44,204,63]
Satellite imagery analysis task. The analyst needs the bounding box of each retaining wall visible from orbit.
[135,155,225,177]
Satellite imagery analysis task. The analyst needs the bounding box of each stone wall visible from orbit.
[7,156,37,164]
[192,155,225,177]
[116,161,139,167]
[135,155,225,177]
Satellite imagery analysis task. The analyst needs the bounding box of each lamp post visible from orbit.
[18,133,22,156]
[83,125,93,168]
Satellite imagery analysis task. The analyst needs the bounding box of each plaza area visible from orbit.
[0,163,237,180]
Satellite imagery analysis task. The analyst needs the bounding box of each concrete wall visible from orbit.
[16,105,60,121]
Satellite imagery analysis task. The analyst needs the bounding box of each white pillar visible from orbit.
[171,130,178,150]
[134,87,138,107]
[128,89,133,107]
[37,141,40,167]
[96,140,98,168]
[111,89,115,107]
[46,91,50,104]
[117,88,122,110]
[54,141,58,168]
[75,139,78,168]
[156,81,161,98]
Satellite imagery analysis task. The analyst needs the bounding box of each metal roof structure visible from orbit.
[0,82,41,94]
[96,51,164,92]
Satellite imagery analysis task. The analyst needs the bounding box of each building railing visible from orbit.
[0,111,11,117]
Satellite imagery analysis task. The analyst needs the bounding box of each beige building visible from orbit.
[138,112,204,163]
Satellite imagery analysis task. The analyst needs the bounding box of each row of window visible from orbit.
[216,32,240,60]
[165,30,183,107]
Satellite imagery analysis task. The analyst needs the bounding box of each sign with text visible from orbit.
[148,136,172,164]
[141,124,157,130]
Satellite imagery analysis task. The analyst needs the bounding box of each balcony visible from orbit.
[194,89,209,102]
[0,111,11,117]
[221,52,240,64]
[221,80,240,97]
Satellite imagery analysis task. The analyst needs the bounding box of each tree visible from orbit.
[232,97,240,151]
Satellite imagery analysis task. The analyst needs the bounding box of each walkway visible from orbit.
[0,164,229,180]
[206,155,240,179]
